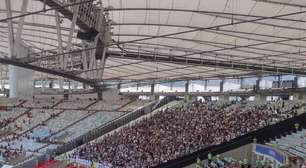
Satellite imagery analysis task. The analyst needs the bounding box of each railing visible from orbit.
[153,112,306,168]
[51,100,158,156]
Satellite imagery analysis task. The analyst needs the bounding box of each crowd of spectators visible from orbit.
[0,145,24,162]
[72,100,302,168]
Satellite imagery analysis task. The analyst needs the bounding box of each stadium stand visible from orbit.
[70,100,304,168]
[3,1,306,168]
[0,96,154,165]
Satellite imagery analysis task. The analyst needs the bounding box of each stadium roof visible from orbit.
[1,0,306,85]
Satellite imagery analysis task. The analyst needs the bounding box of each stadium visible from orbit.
[0,0,306,167]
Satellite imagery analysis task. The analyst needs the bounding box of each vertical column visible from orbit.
[41,78,46,92]
[294,76,298,89]
[150,82,157,101]
[185,80,189,93]
[219,95,229,102]
[97,90,102,100]
[255,94,265,102]
[117,83,121,91]
[277,75,281,88]
[240,77,244,89]
[49,80,53,89]
[9,43,34,99]
[204,79,207,91]
[255,77,261,91]
[220,79,224,92]
[151,82,155,94]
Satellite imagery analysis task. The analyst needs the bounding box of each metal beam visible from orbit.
[5,0,14,58]
[113,34,306,65]
[107,51,306,75]
[15,0,29,43]
[65,0,80,69]
[253,0,306,8]
[106,8,306,23]
[0,57,98,87]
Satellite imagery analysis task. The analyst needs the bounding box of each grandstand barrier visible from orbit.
[154,111,306,168]
[50,97,169,156]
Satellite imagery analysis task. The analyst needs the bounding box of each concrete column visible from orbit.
[49,80,53,89]
[185,80,189,93]
[204,80,207,91]
[117,83,121,90]
[292,92,303,101]
[151,82,155,94]
[255,77,261,91]
[9,43,34,99]
[277,75,281,88]
[150,95,159,101]
[293,76,298,89]
[255,94,265,102]
[240,77,244,89]
[219,94,229,102]
[220,79,224,92]
[73,82,78,90]
[97,90,102,100]
[184,95,196,102]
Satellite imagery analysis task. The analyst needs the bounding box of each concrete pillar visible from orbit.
[292,93,299,101]
[151,82,155,94]
[184,95,196,102]
[97,90,102,100]
[49,80,52,89]
[75,82,79,90]
[255,78,261,91]
[293,76,298,89]
[219,94,229,102]
[41,78,47,92]
[9,43,34,99]
[204,80,207,91]
[277,75,281,88]
[117,83,121,90]
[136,83,139,91]
[255,94,265,102]
[150,95,159,101]
[220,79,224,92]
[185,80,189,93]
[240,77,244,89]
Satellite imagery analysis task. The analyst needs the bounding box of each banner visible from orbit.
[254,144,285,163]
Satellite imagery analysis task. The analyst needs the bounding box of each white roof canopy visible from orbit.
[1,0,306,83]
